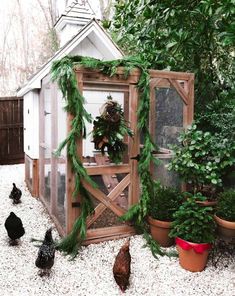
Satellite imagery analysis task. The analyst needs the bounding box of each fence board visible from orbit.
[0,97,24,164]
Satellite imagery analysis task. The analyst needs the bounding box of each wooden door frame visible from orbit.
[149,72,194,183]
[63,68,142,242]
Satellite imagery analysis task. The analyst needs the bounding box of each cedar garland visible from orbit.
[50,55,163,257]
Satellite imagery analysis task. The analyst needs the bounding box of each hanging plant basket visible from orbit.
[92,96,133,164]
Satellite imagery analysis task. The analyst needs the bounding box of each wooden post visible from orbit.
[51,81,58,216]
[188,74,195,123]
[66,72,83,234]
[129,85,140,206]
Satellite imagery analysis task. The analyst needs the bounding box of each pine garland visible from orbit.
[50,55,163,258]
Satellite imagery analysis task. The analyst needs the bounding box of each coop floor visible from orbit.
[0,164,234,296]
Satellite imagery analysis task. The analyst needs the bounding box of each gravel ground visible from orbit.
[0,164,234,296]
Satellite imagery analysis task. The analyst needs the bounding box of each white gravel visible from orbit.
[0,164,234,296]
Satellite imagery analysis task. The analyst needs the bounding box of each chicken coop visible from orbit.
[17,1,194,243]
[37,66,194,243]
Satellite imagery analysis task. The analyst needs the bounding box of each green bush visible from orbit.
[169,196,216,244]
[168,124,235,193]
[148,185,183,221]
[216,190,235,222]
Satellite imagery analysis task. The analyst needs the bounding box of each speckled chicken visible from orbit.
[4,212,25,245]
[9,183,22,204]
[113,239,131,292]
[35,228,55,276]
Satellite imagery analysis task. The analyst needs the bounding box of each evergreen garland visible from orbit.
[50,55,163,258]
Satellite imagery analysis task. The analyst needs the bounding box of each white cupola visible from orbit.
[54,0,96,47]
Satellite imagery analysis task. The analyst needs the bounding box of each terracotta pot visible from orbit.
[214,214,235,239]
[176,237,212,272]
[148,216,174,247]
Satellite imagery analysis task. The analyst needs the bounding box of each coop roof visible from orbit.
[17,19,123,97]
[54,0,96,30]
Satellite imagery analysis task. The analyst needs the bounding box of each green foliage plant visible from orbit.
[169,196,216,244]
[216,190,235,222]
[168,124,235,195]
[113,1,235,114]
[148,183,183,221]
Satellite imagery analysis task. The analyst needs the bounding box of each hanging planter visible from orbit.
[92,96,133,164]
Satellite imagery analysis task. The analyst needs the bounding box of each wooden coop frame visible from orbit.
[38,67,194,244]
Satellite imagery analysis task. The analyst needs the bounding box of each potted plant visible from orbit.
[169,196,216,272]
[168,124,235,204]
[214,189,235,240]
[147,184,183,247]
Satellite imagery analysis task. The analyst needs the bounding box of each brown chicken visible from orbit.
[113,239,131,292]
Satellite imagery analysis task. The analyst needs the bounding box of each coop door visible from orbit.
[149,77,194,188]
[81,87,138,237]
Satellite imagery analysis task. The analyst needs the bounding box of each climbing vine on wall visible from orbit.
[51,55,162,257]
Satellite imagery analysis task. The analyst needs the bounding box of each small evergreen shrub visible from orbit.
[169,197,216,244]
[148,185,183,221]
[216,190,235,222]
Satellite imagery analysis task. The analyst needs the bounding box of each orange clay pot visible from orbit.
[214,214,235,239]
[176,237,212,272]
[148,216,174,247]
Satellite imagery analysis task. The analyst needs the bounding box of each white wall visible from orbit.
[23,90,39,159]
[70,36,104,59]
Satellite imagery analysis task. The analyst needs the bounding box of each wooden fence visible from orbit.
[0,97,24,164]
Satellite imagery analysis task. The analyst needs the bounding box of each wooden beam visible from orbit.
[168,78,188,105]
[149,69,193,80]
[86,174,130,228]
[188,74,195,123]
[129,85,140,205]
[85,225,135,241]
[66,72,83,234]
[82,180,126,217]
[85,164,130,175]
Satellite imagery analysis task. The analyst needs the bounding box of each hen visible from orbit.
[35,227,55,276]
[4,212,25,245]
[113,239,131,292]
[9,183,22,204]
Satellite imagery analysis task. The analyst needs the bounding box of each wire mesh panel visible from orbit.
[155,87,184,149]
[150,77,193,189]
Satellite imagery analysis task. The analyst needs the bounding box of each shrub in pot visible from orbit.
[148,184,183,247]
[169,196,216,272]
[215,190,235,240]
[168,124,235,202]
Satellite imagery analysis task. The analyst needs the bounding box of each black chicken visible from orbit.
[9,183,22,204]
[35,227,55,276]
[4,212,25,245]
[113,239,131,292]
